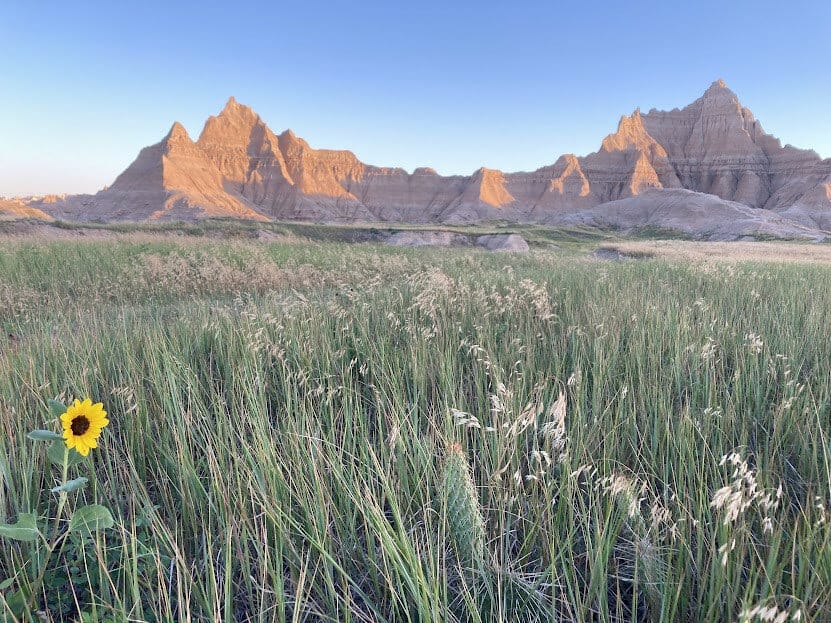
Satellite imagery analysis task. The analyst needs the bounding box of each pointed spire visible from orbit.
[600,110,660,153]
[164,121,192,143]
[704,79,733,97]
[222,96,239,113]
[216,96,261,125]
[698,78,743,111]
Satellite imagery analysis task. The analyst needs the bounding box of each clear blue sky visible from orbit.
[2,0,830,196]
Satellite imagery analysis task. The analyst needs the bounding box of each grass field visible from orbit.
[1,232,830,622]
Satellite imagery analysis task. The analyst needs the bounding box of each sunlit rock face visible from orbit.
[29,82,831,239]
[639,80,831,220]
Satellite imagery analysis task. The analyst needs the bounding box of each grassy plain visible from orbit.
[1,228,830,622]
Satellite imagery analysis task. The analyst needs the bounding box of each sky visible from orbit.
[1,0,830,196]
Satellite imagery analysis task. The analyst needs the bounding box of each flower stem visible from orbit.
[25,446,70,613]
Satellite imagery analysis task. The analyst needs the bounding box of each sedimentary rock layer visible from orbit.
[24,81,831,240]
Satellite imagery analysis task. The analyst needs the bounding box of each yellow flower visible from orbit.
[60,399,109,457]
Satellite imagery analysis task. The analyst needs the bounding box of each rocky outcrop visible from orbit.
[640,80,831,214]
[776,181,831,230]
[36,121,268,222]
[475,233,530,252]
[557,188,827,241]
[0,198,52,221]
[23,82,831,240]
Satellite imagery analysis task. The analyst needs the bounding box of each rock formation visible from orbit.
[0,198,53,221]
[20,81,831,240]
[38,121,268,222]
[638,80,831,226]
[560,188,825,242]
[475,233,530,252]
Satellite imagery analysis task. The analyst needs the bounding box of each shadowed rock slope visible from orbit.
[26,82,831,240]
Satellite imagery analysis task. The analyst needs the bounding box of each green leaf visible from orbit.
[69,505,114,535]
[0,513,40,542]
[27,429,63,442]
[51,477,88,494]
[3,587,30,618]
[47,440,87,467]
[47,399,67,419]
[0,577,13,591]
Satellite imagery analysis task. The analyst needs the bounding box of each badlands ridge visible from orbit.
[8,81,831,240]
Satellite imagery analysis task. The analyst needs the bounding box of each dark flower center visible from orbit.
[70,416,90,436]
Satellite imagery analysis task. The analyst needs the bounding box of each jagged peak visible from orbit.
[557,153,581,165]
[700,78,740,103]
[601,110,663,154]
[216,96,260,123]
[546,154,585,176]
[164,121,192,143]
[277,129,310,152]
[222,96,240,113]
[197,98,265,147]
[616,110,647,132]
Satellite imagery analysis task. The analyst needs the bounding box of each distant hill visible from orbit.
[19,81,831,240]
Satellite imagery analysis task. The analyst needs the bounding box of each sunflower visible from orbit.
[60,398,109,457]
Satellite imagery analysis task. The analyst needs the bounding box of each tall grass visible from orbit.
[0,237,829,621]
